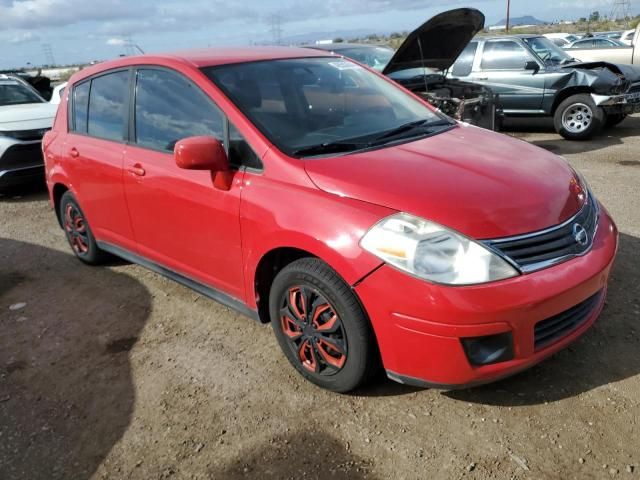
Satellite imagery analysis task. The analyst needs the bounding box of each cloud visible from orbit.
[106,37,126,46]
[0,0,150,30]
[9,31,40,43]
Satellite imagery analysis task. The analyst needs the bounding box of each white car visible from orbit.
[0,74,57,190]
[50,82,67,105]
[621,29,636,46]
[544,33,580,47]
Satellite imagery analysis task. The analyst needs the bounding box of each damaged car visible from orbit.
[310,9,502,131]
[450,33,640,140]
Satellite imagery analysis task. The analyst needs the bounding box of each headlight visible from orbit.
[360,213,519,285]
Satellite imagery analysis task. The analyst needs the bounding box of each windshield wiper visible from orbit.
[292,140,372,157]
[371,119,453,143]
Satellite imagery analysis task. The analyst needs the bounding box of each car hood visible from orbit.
[304,125,585,240]
[0,102,57,131]
[382,8,485,74]
[555,61,640,94]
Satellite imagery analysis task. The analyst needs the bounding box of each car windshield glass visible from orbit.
[203,57,448,158]
[0,80,44,106]
[523,37,574,64]
[336,46,394,71]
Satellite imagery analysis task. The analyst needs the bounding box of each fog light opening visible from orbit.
[461,332,514,366]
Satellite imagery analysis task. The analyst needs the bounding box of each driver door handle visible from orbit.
[127,164,146,177]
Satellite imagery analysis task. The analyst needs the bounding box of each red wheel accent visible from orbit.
[298,339,318,372]
[64,203,90,256]
[281,286,348,376]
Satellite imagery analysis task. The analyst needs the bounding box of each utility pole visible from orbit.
[269,14,283,45]
[506,0,511,32]
[41,43,55,66]
[610,0,631,27]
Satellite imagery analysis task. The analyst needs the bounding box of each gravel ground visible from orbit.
[1,115,639,480]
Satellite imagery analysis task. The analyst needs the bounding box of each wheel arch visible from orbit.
[52,182,70,228]
[551,87,594,114]
[253,247,317,323]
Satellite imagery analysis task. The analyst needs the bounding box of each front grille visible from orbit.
[534,290,603,350]
[627,83,640,94]
[0,143,44,171]
[0,128,49,141]
[485,194,598,272]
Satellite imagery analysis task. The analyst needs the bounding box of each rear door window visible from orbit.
[134,68,224,152]
[87,70,130,142]
[481,41,532,70]
[451,42,478,77]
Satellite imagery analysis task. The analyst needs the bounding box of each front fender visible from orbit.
[240,175,393,309]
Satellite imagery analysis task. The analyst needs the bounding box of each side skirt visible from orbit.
[97,241,260,322]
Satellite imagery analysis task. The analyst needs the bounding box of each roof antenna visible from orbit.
[417,36,430,93]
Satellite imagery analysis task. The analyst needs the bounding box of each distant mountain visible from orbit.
[277,29,383,45]
[494,15,547,26]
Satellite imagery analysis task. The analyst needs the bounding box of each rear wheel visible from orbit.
[554,94,605,140]
[269,258,379,392]
[605,113,627,128]
[59,191,109,265]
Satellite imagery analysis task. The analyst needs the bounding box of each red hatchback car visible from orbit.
[44,47,618,392]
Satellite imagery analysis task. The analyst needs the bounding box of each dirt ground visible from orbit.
[1,115,639,480]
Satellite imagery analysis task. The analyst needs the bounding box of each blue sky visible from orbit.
[0,0,636,69]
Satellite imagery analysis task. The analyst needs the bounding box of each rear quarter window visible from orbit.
[72,81,90,133]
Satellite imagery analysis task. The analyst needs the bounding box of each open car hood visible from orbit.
[383,8,485,74]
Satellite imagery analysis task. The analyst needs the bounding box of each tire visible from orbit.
[554,94,605,141]
[59,191,109,265]
[604,113,627,128]
[269,257,379,393]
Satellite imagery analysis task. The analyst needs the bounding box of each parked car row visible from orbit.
[313,10,640,141]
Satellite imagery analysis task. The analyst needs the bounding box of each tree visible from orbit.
[333,37,344,43]
[578,17,587,23]
[589,11,600,22]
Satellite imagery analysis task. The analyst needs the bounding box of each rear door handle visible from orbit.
[127,164,146,177]
[69,147,79,158]
[476,77,489,81]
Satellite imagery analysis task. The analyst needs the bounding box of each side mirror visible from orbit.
[524,60,540,72]
[174,136,229,172]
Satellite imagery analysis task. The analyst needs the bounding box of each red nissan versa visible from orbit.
[43,47,618,393]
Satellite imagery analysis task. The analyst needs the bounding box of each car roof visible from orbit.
[476,34,542,41]
[310,43,392,51]
[70,46,335,84]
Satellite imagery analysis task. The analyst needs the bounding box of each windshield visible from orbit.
[203,57,448,157]
[523,37,574,65]
[335,46,394,71]
[0,79,45,106]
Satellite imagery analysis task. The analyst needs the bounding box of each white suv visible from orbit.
[0,74,57,190]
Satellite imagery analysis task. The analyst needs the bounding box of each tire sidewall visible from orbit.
[59,192,101,264]
[269,260,371,393]
[554,94,604,141]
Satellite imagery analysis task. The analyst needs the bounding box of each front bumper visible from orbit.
[593,91,640,114]
[355,208,618,388]
[0,137,45,189]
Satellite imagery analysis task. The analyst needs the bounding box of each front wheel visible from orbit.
[554,94,605,141]
[269,258,379,392]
